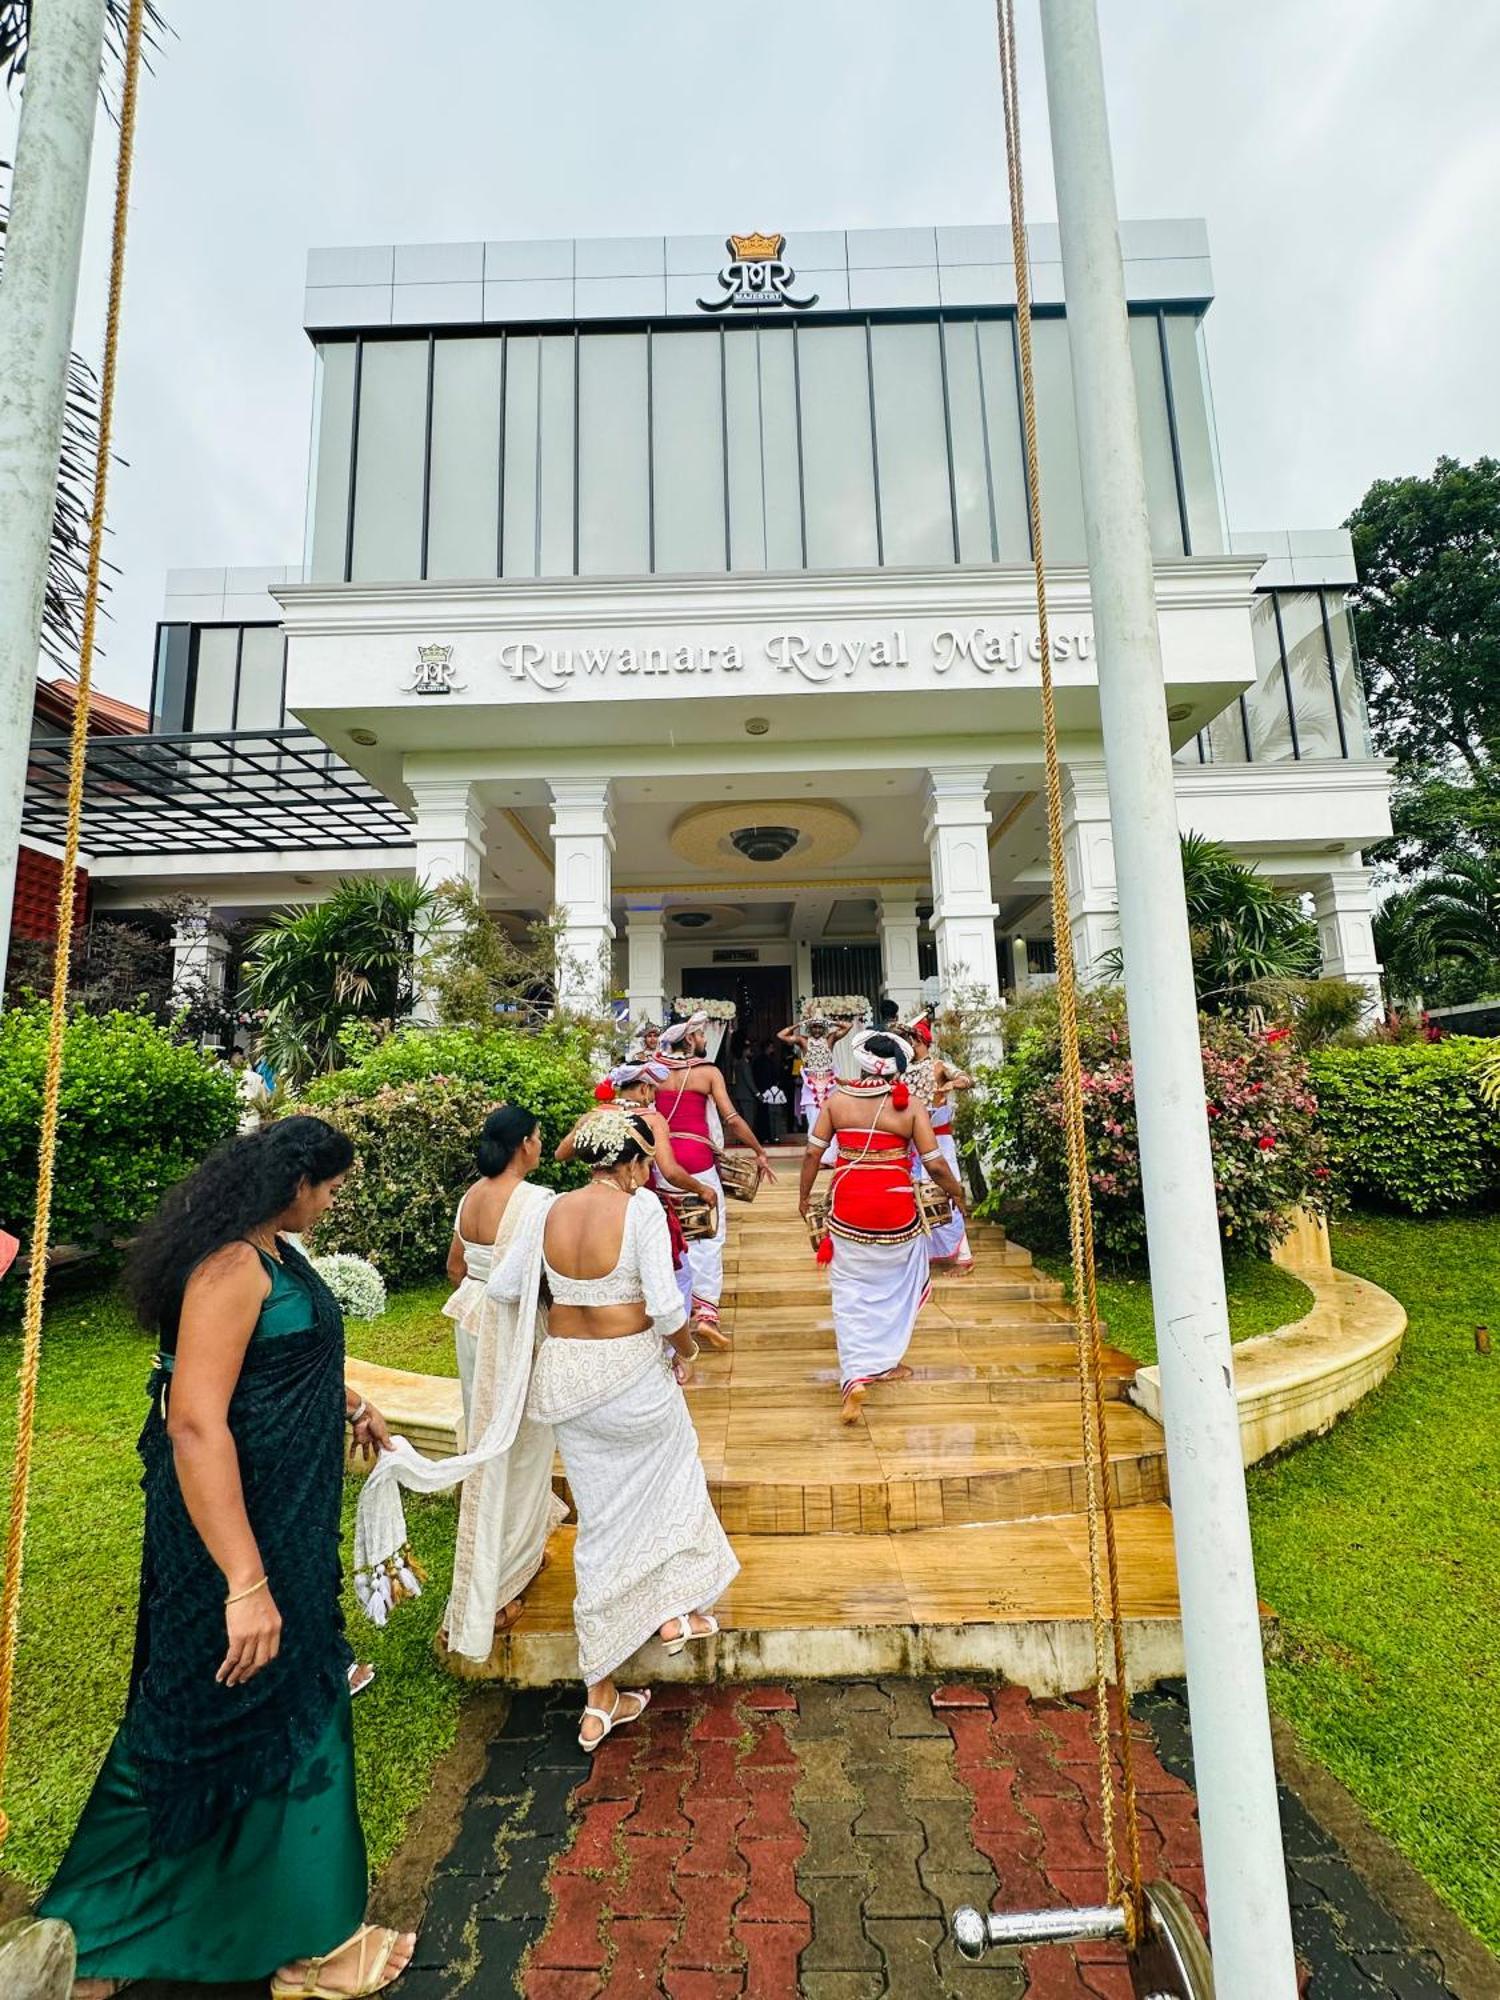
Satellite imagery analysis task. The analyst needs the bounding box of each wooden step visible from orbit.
[444,1507,1188,1696]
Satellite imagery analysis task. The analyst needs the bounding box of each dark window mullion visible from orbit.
[343,336,364,584]
[935,311,961,564]
[791,322,808,570]
[1318,588,1350,759]
[865,318,884,568]
[719,326,731,571]
[230,625,244,732]
[1157,308,1192,558]
[419,333,435,580]
[1009,313,1035,563]
[1270,591,1302,760]
[1238,692,1253,762]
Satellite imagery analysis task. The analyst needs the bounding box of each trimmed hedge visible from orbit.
[301,1026,595,1284]
[1308,1038,1500,1215]
[0,1007,237,1251]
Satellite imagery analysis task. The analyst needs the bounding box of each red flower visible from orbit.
[1258,1134,1277,1150]
[1206,1104,1220,1119]
[1263,1025,1291,1043]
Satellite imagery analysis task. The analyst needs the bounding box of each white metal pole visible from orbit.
[0,0,110,1000]
[1035,1,1298,1992]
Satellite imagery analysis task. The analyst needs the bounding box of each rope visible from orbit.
[993,0,1144,1937]
[0,0,148,1852]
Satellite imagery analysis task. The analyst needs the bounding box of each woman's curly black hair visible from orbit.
[125,1115,355,1338]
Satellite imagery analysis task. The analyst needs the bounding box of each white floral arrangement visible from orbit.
[672,997,738,1022]
[311,1253,387,1322]
[808,995,872,1022]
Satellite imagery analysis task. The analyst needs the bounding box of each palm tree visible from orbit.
[241,878,436,1087]
[1410,853,1500,972]
[1372,887,1436,1007]
[1,2,166,668]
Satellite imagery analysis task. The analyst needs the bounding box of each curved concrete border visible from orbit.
[1130,1263,1407,1468]
[347,1356,464,1459]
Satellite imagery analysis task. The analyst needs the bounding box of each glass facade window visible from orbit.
[304,304,1227,585]
[1192,589,1370,768]
[1276,591,1343,759]
[652,329,726,573]
[151,623,192,732]
[149,625,288,734]
[1244,593,1297,761]
[578,333,649,575]
[235,626,288,732]
[349,338,427,582]
[870,322,953,565]
[191,627,238,733]
[1325,594,1372,756]
[797,325,879,568]
[427,338,502,580]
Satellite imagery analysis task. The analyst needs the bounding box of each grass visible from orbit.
[1250,1213,1500,1951]
[0,1280,464,1896]
[1037,1249,1313,1366]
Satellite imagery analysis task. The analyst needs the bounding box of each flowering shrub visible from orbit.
[1308,1039,1500,1214]
[0,1006,236,1253]
[310,1252,387,1321]
[976,988,1328,1262]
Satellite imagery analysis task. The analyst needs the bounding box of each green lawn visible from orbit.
[1038,1249,1313,1366]
[1251,1214,1500,1951]
[0,1281,464,1895]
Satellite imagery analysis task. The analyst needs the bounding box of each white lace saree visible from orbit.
[353,1179,566,1654]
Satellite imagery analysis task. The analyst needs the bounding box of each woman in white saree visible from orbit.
[490,1106,738,1751]
[351,1105,564,1664]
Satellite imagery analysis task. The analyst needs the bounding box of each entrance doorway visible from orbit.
[680,964,793,1065]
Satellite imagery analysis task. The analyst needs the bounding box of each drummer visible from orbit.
[556,1060,728,1351]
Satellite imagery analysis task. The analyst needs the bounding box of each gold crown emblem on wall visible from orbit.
[729,231,784,262]
[417,644,453,668]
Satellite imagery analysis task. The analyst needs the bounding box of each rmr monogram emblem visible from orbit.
[697,232,818,313]
[407,644,465,696]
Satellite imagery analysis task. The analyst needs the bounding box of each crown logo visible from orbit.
[729,231,784,263]
[417,644,452,670]
[407,641,465,696]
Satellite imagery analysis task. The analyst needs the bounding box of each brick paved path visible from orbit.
[392,1680,1466,2000]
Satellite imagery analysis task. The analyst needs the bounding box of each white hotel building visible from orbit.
[27,220,1391,1040]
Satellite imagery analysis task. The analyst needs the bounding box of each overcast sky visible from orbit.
[6,0,1499,708]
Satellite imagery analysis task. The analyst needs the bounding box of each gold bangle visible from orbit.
[226,1574,269,1608]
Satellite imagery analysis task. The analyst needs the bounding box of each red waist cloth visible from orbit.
[652,1181,688,1270]
[656,1077,715,1173]
[829,1135,917,1235]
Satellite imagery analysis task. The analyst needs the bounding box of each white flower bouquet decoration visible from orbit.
[807,995,872,1022]
[311,1252,388,1322]
[672,997,738,1022]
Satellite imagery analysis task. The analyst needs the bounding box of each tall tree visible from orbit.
[1346,456,1500,875]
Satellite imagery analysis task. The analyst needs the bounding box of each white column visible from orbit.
[1312,865,1383,1016]
[924,769,1002,1009]
[0,0,110,1002]
[1040,1,1297,1988]
[171,915,230,1042]
[1061,763,1122,983]
[793,936,815,1013]
[550,779,614,1014]
[877,893,924,1019]
[624,900,666,1027]
[408,779,486,1021]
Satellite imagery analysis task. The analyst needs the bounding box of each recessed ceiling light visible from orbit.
[1166,703,1192,723]
[348,727,378,746]
[745,717,770,737]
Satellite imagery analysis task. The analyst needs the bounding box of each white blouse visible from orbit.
[488,1187,686,1337]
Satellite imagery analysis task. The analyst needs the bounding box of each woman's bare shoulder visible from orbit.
[188,1240,268,1295]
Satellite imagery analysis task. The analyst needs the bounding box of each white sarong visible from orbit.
[828,1234,932,1393]
[915,1123,972,1268]
[529,1328,739,1684]
[353,1181,566,1650]
[686,1164,725,1314]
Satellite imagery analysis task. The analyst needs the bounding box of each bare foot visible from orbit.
[840,1383,868,1425]
[695,1319,732,1353]
[873,1364,914,1382]
[494,1597,525,1635]
[274,1924,417,1996]
[74,1982,122,1999]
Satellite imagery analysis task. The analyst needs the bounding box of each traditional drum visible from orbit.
[804,1193,830,1250]
[665,1191,716,1241]
[717,1151,761,1204]
[915,1181,954,1232]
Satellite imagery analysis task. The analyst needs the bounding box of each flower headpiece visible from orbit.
[571,1105,656,1164]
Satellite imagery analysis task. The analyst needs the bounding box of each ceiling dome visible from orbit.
[670,799,861,873]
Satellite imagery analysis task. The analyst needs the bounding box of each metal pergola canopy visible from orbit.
[23,728,415,859]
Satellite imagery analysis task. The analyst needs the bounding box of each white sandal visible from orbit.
[660,1611,719,1656]
[578,1687,651,1753]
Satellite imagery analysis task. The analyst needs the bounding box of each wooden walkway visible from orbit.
[450,1152,1185,1693]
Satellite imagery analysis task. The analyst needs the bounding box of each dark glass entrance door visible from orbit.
[680,965,793,1068]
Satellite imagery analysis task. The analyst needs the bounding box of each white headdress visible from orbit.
[659,1010,708,1050]
[851,1028,913,1079]
[611,1058,670,1090]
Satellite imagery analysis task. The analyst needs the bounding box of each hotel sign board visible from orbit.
[401,625,1096,698]
[697,232,818,313]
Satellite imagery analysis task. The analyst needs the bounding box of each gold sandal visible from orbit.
[270,1923,412,1998]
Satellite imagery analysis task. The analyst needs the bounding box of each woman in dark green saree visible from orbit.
[40,1116,417,1997]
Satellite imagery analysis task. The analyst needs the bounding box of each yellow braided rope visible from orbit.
[994,0,1144,1936]
[0,0,147,1852]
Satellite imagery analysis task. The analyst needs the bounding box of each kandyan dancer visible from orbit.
[656,1012,776,1339]
[778,1013,848,1131]
[559,1059,729,1352]
[496,1108,738,1746]
[906,1018,977,1272]
[799,1031,967,1424]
